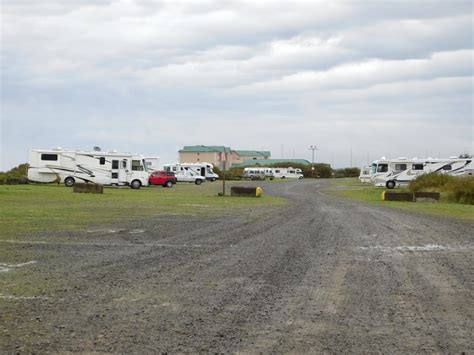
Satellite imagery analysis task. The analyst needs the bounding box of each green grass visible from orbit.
[327,178,474,220]
[0,182,285,240]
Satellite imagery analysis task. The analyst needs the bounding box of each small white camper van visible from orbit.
[272,167,304,179]
[28,148,150,189]
[163,163,207,184]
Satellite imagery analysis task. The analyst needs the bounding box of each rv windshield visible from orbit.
[206,167,213,174]
[371,164,377,174]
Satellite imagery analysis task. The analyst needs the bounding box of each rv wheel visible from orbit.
[131,180,141,189]
[211,178,216,182]
[195,179,203,185]
[64,177,75,187]
[386,180,396,189]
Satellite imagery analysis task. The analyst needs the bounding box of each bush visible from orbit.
[444,176,474,204]
[409,172,453,192]
[408,172,474,204]
[333,167,360,178]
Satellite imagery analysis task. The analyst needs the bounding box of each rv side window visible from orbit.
[412,164,424,170]
[112,160,119,169]
[443,165,452,171]
[377,164,388,173]
[99,157,106,165]
[122,160,127,168]
[41,154,58,161]
[111,173,118,179]
[395,164,407,171]
[131,160,143,171]
[275,170,280,173]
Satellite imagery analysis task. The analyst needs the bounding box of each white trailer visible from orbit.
[359,166,372,183]
[163,163,207,185]
[243,167,274,179]
[371,157,473,189]
[28,148,150,189]
[272,167,304,179]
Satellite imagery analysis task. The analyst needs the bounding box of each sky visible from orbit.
[1,0,473,170]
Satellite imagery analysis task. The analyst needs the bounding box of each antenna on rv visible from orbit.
[93,146,101,152]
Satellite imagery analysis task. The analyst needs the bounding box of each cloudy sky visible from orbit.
[1,0,473,170]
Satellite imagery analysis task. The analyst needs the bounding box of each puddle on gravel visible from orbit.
[0,260,37,273]
[358,244,473,253]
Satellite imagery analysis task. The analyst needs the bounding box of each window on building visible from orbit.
[41,154,58,161]
[99,157,106,165]
[112,160,119,169]
[131,160,143,171]
[412,164,424,171]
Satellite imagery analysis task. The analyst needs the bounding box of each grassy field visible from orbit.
[0,182,285,240]
[327,178,474,220]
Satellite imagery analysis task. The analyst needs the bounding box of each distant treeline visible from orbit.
[0,163,29,184]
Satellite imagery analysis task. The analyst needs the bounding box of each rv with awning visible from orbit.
[28,147,150,189]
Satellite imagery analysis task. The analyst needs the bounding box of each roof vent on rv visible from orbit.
[108,149,118,153]
[93,146,101,152]
[449,156,458,159]
[51,146,62,151]
[381,156,386,160]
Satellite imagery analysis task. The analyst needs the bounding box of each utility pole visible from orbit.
[309,145,318,178]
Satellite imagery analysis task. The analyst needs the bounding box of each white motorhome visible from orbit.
[272,167,304,179]
[184,162,219,181]
[359,166,373,183]
[243,167,274,179]
[371,157,473,189]
[163,163,206,185]
[28,148,150,189]
[144,156,160,172]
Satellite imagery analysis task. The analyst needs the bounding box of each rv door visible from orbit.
[119,159,128,183]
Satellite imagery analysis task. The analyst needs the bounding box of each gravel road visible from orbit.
[2,180,473,353]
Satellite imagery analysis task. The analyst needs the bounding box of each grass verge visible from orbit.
[0,182,285,240]
[326,178,474,221]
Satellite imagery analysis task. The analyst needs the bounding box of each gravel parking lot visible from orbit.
[1,180,473,353]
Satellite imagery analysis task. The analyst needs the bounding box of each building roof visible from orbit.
[179,145,232,154]
[233,150,271,157]
[233,159,311,167]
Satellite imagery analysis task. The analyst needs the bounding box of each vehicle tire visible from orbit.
[64,176,75,187]
[386,180,396,189]
[211,178,216,182]
[164,180,173,188]
[281,176,285,179]
[195,179,203,185]
[131,180,141,189]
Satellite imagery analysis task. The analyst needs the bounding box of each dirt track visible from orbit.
[1,180,473,353]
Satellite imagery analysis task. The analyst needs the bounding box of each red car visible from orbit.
[149,171,177,187]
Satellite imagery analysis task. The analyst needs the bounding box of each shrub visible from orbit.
[444,176,474,204]
[409,172,453,192]
[408,172,474,204]
[333,167,360,178]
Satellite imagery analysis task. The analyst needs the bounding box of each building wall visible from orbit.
[179,152,219,165]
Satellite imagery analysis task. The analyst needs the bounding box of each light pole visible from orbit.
[309,145,318,178]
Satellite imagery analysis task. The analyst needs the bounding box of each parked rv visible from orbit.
[272,167,304,179]
[28,148,150,189]
[371,157,473,189]
[243,167,274,180]
[359,166,372,183]
[163,163,207,185]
